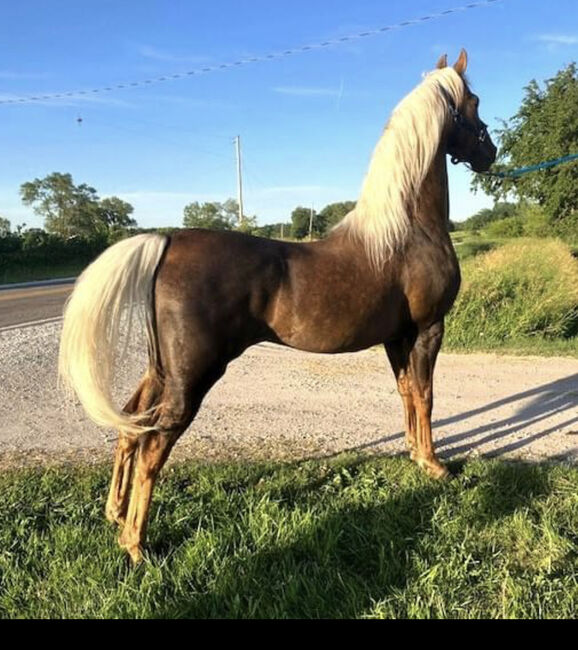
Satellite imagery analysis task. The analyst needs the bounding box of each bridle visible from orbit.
[448,104,489,166]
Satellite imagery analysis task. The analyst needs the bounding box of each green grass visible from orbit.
[446,239,578,357]
[0,263,84,285]
[443,336,578,358]
[453,238,499,262]
[0,456,576,619]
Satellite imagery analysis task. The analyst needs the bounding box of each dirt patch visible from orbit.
[0,323,577,470]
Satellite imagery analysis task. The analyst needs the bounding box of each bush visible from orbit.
[446,239,578,348]
[518,203,552,238]
[486,216,524,238]
[0,231,109,281]
[455,240,497,261]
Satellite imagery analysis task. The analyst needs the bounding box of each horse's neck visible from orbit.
[414,148,450,230]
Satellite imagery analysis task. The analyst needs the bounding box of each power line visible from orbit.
[0,0,505,106]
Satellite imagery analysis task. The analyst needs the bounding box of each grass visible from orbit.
[446,239,578,357]
[0,455,576,619]
[0,263,83,285]
[443,336,578,358]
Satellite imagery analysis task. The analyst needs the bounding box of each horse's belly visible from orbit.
[270,308,401,354]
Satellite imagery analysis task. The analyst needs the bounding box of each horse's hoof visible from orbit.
[105,508,126,527]
[118,531,144,564]
[127,546,144,565]
[119,539,144,564]
[416,457,451,480]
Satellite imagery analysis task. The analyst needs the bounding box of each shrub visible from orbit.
[486,216,524,238]
[455,240,497,261]
[446,239,578,348]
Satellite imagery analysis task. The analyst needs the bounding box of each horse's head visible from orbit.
[438,49,497,173]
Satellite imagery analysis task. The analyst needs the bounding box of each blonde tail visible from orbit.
[58,233,169,435]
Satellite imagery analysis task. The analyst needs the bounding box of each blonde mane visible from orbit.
[334,66,466,270]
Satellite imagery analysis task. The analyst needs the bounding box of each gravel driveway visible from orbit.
[1,322,577,470]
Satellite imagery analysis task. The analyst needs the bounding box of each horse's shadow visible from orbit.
[348,372,578,460]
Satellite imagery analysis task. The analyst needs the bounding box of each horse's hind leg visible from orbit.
[105,373,162,526]
[118,428,179,562]
[118,356,228,563]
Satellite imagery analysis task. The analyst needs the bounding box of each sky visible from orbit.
[0,0,577,230]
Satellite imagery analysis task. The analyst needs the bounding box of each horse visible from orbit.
[58,49,497,563]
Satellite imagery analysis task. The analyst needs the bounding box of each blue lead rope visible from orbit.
[483,152,578,178]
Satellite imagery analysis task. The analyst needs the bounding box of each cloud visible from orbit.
[255,185,332,196]
[142,93,235,110]
[0,92,136,108]
[535,34,578,46]
[115,191,196,202]
[137,45,212,65]
[272,86,341,97]
[0,71,48,80]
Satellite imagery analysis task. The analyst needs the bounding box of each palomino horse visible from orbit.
[59,50,496,562]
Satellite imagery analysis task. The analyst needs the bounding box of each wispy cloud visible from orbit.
[273,86,341,97]
[115,191,196,202]
[535,33,578,47]
[256,185,332,196]
[0,92,136,109]
[143,93,234,110]
[0,70,48,80]
[137,44,212,66]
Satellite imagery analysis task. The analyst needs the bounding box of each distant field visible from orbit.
[0,456,576,619]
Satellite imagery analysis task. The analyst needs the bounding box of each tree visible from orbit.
[183,200,238,230]
[459,202,518,231]
[291,206,327,239]
[236,214,258,235]
[472,64,578,232]
[21,172,101,237]
[253,222,292,239]
[0,216,10,236]
[98,197,136,229]
[318,201,356,234]
[20,172,136,238]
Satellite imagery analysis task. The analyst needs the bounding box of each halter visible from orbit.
[448,104,489,166]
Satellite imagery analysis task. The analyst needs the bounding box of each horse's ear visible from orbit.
[436,54,448,69]
[453,48,468,75]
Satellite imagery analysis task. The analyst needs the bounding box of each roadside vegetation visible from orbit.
[0,455,576,619]
[445,238,578,357]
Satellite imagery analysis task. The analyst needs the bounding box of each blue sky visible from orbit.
[1,0,577,230]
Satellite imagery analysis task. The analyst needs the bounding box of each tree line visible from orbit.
[0,170,357,245]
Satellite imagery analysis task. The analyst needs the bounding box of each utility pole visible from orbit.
[309,205,314,241]
[234,135,244,226]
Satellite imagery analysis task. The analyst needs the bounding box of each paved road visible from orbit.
[0,281,74,329]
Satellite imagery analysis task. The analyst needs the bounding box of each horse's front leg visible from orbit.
[386,321,448,479]
[385,339,417,460]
